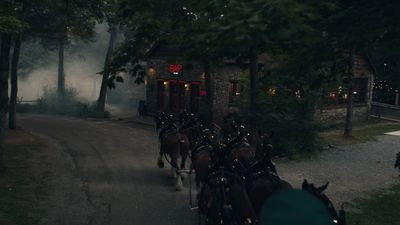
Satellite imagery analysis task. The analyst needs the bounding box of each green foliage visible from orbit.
[36,86,82,115]
[0,16,25,33]
[237,73,322,156]
[18,38,54,79]
[259,94,322,156]
[25,0,103,47]
[0,0,25,34]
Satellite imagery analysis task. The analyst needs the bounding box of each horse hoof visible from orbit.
[175,185,183,191]
[157,160,164,168]
[180,172,188,180]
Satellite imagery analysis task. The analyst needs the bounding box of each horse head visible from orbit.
[302,179,341,224]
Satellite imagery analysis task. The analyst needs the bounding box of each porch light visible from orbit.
[148,67,156,76]
[200,72,205,80]
[184,83,190,91]
[267,87,277,96]
[163,81,168,86]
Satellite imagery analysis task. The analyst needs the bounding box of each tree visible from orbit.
[97,27,117,111]
[0,34,12,172]
[192,0,327,145]
[325,0,400,137]
[9,34,22,129]
[26,0,102,96]
[9,0,27,129]
[97,0,119,111]
[0,0,24,172]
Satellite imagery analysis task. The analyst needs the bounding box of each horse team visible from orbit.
[154,112,347,225]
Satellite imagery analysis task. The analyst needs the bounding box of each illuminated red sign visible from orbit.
[168,64,183,75]
[200,91,207,96]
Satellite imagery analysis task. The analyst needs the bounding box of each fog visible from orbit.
[17,23,146,110]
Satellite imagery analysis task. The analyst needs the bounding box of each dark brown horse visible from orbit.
[302,179,347,225]
[222,121,256,168]
[198,163,258,225]
[180,120,214,188]
[244,132,292,215]
[155,113,190,191]
[246,169,292,215]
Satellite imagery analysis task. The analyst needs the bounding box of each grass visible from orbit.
[321,120,400,146]
[347,182,400,225]
[0,130,52,225]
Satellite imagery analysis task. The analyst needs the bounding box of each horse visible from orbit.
[223,125,256,169]
[154,112,190,191]
[198,151,258,225]
[179,116,214,189]
[302,179,346,225]
[240,132,293,216]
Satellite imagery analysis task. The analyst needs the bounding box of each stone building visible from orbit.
[145,43,266,124]
[316,54,376,126]
[145,44,375,126]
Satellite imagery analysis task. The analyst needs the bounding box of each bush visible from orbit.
[236,75,322,157]
[253,93,321,157]
[16,87,110,118]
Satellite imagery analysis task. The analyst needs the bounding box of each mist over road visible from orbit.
[19,114,197,225]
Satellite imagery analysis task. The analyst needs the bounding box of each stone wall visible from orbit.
[315,54,375,126]
[316,104,370,127]
[212,65,246,124]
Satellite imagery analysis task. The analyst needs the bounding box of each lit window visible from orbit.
[229,81,241,103]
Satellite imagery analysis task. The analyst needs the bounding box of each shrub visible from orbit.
[236,75,322,157]
[16,87,109,118]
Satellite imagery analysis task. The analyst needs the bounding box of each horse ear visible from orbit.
[317,182,329,193]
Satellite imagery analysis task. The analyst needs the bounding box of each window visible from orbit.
[353,78,368,103]
[326,78,368,106]
[229,81,241,103]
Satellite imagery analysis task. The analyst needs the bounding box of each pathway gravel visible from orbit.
[277,134,400,207]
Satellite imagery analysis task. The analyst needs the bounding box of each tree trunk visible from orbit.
[9,35,22,130]
[344,50,355,138]
[0,34,12,172]
[58,37,65,95]
[204,62,213,126]
[97,27,117,111]
[249,52,259,146]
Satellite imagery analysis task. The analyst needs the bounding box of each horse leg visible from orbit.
[157,154,164,168]
[175,173,183,191]
[180,154,188,180]
[172,159,183,191]
[157,144,165,168]
[171,165,176,178]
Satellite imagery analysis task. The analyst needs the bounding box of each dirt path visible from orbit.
[19,114,197,225]
[277,134,400,207]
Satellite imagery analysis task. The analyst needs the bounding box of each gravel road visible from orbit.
[277,134,400,207]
